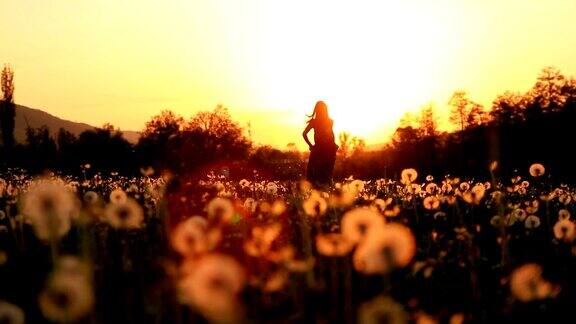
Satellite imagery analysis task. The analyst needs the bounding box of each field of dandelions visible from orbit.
[1,163,576,323]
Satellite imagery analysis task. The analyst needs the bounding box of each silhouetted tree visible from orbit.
[0,65,15,151]
[134,106,252,174]
[137,110,184,170]
[76,124,134,173]
[418,103,438,137]
[141,110,184,138]
[530,66,567,113]
[448,90,485,132]
[338,132,352,158]
[23,126,57,171]
[56,128,79,171]
[562,77,576,111]
[176,105,251,171]
[468,102,488,126]
[490,91,526,125]
[399,111,418,129]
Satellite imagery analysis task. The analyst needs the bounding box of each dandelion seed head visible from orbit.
[302,191,327,217]
[206,198,234,224]
[558,209,571,220]
[525,215,541,229]
[38,271,94,323]
[401,168,418,185]
[239,179,250,188]
[265,182,278,195]
[441,182,453,193]
[490,215,503,227]
[510,263,559,302]
[512,209,527,222]
[529,163,545,177]
[425,183,439,195]
[553,219,575,242]
[0,301,25,324]
[342,207,385,244]
[21,179,78,241]
[178,254,245,323]
[109,188,127,204]
[423,196,440,210]
[353,223,416,274]
[104,198,144,229]
[171,217,210,257]
[243,198,257,213]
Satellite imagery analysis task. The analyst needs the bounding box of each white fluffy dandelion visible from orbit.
[21,179,78,241]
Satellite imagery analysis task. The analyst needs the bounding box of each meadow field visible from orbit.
[1,163,575,323]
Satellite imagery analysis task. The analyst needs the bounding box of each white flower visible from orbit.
[104,198,144,229]
[179,254,245,323]
[109,188,127,204]
[0,300,25,324]
[341,207,385,244]
[21,179,78,241]
[206,198,234,224]
[353,223,416,274]
[38,264,94,323]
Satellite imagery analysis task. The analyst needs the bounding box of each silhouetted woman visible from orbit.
[303,101,338,187]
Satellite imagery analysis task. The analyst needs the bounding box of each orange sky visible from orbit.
[1,0,575,149]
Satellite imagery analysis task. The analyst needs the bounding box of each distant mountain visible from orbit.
[13,104,140,144]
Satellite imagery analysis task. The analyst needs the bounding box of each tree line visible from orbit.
[2,65,576,181]
[346,66,576,181]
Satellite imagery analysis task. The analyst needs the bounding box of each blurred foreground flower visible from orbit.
[342,207,385,244]
[553,219,575,242]
[401,168,418,185]
[206,198,234,224]
[178,254,245,323]
[38,257,94,323]
[529,163,545,177]
[303,190,327,217]
[510,263,559,302]
[104,198,144,229]
[21,179,78,241]
[171,216,220,257]
[109,188,128,204]
[0,300,25,324]
[353,223,416,274]
[244,223,282,257]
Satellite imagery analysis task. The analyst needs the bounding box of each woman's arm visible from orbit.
[302,122,314,150]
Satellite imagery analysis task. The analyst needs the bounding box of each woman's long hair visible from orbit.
[307,101,330,124]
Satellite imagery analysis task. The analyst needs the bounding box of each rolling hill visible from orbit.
[12,104,140,144]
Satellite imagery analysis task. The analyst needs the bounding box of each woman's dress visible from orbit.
[306,118,338,186]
